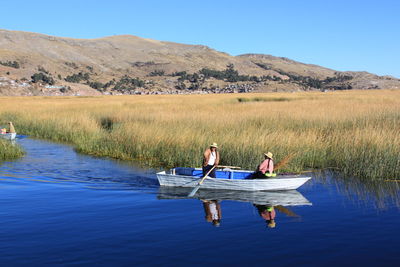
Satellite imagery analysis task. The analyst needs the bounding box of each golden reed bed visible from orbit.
[0,90,399,180]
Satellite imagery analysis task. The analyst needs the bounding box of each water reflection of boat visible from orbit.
[157,186,312,206]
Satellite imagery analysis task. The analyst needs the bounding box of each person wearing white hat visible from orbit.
[202,142,220,178]
[255,152,276,178]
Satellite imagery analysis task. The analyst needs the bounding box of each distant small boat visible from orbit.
[158,186,312,206]
[157,167,312,191]
[0,132,16,140]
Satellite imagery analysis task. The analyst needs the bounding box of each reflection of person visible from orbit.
[202,200,222,227]
[255,205,276,228]
[255,152,275,178]
[202,143,220,178]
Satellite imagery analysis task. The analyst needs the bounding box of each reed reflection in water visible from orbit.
[313,171,400,210]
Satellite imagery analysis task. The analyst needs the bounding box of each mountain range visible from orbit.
[0,29,399,96]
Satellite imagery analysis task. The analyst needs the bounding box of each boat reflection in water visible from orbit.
[157,186,312,228]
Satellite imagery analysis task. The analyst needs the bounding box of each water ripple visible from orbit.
[0,137,159,191]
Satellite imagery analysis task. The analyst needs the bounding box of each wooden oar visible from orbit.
[275,205,300,218]
[273,153,296,172]
[217,165,241,169]
[188,165,217,197]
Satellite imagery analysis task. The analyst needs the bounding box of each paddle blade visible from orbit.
[274,153,296,171]
[188,184,201,197]
[275,205,300,218]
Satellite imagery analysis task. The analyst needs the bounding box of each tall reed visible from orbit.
[0,90,399,180]
[0,139,24,161]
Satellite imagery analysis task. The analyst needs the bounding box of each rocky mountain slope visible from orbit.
[1,29,399,96]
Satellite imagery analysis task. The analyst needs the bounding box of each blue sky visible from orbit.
[1,0,399,77]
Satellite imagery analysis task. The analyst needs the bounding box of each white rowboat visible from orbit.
[0,133,16,140]
[157,167,311,191]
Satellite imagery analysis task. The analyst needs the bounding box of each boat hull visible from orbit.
[0,133,16,140]
[157,169,311,191]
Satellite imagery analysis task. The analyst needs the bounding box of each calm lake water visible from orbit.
[1,138,399,266]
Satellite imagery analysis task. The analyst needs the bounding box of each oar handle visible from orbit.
[217,165,241,169]
[198,165,217,185]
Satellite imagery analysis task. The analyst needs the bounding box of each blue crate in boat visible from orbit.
[192,169,203,177]
[229,171,253,180]
[174,167,254,180]
[192,169,232,179]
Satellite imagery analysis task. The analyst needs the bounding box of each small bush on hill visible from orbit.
[0,61,20,69]
[31,73,55,85]
[149,70,165,76]
[112,76,145,92]
[65,62,78,69]
[38,66,49,74]
[87,81,104,90]
[65,72,90,83]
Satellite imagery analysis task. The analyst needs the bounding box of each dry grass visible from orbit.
[1,90,399,180]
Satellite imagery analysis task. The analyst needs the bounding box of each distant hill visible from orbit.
[0,29,399,96]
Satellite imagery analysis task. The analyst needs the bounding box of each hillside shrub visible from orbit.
[0,61,20,69]
[31,73,55,85]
